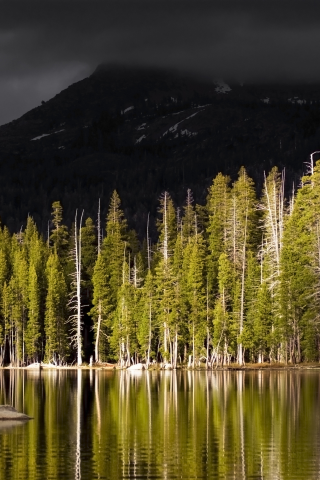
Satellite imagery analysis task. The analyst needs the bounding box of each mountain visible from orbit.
[1,64,320,237]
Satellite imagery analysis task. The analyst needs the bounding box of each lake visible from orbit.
[0,369,320,479]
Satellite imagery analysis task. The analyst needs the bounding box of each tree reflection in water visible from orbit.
[0,369,319,479]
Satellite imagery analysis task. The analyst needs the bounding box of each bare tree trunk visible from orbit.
[174,329,178,368]
[238,213,247,366]
[95,300,101,363]
[147,301,152,368]
[192,321,195,369]
[206,277,210,368]
[69,210,84,366]
[126,333,131,367]
[76,211,84,366]
[147,212,151,270]
[97,198,101,255]
[163,194,169,362]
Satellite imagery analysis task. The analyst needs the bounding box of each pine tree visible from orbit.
[45,252,68,363]
[182,189,195,244]
[138,269,155,366]
[102,191,128,305]
[212,253,232,365]
[10,245,29,365]
[258,167,286,360]
[50,201,69,263]
[241,252,270,363]
[206,173,231,294]
[186,235,207,367]
[2,282,13,364]
[226,167,258,364]
[111,253,136,366]
[81,217,97,297]
[0,247,9,362]
[68,210,84,365]
[155,192,177,364]
[26,222,48,361]
[25,263,40,362]
[278,166,319,363]
[90,253,112,362]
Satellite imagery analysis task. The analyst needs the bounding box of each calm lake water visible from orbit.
[0,369,320,479]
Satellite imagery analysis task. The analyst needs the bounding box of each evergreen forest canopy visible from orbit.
[1,161,320,367]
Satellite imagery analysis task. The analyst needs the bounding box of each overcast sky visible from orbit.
[1,0,320,126]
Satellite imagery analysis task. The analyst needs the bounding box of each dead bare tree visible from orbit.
[68,209,84,366]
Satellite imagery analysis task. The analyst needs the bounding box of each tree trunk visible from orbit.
[95,300,102,363]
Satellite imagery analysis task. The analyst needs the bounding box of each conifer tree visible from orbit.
[2,282,13,364]
[10,245,28,365]
[278,165,320,362]
[212,253,232,365]
[81,217,97,297]
[90,253,112,362]
[186,235,207,366]
[155,192,177,364]
[258,167,286,360]
[138,269,155,366]
[26,221,48,359]
[102,191,128,305]
[45,252,68,363]
[182,189,195,244]
[0,247,9,361]
[111,253,136,366]
[50,201,69,263]
[25,263,40,362]
[226,167,258,364]
[69,210,84,365]
[206,173,231,294]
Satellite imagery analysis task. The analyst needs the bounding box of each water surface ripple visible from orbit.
[0,369,319,479]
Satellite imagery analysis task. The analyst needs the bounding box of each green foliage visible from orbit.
[50,201,69,262]
[90,253,112,361]
[45,253,68,363]
[102,191,128,305]
[1,165,320,365]
[25,263,40,361]
[81,217,97,295]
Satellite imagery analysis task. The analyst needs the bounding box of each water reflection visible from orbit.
[0,369,319,479]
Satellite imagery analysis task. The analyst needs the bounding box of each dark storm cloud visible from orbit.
[1,0,320,125]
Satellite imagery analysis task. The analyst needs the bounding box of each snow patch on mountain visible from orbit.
[288,97,306,105]
[31,129,65,141]
[31,133,51,141]
[214,79,231,94]
[122,106,134,114]
[136,123,147,130]
[261,98,270,104]
[181,129,197,137]
[135,135,146,144]
[162,111,200,137]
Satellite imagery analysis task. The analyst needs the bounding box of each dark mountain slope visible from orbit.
[1,64,320,237]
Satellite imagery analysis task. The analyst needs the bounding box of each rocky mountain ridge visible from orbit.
[1,64,320,236]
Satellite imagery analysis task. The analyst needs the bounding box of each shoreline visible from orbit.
[1,363,320,371]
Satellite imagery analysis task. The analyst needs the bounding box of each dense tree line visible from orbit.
[1,162,320,367]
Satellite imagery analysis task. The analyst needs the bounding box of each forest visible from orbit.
[1,161,320,368]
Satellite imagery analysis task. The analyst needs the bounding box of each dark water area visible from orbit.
[0,369,320,479]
